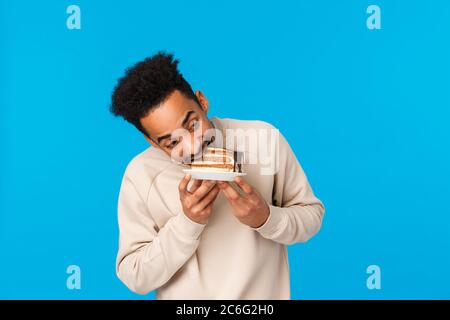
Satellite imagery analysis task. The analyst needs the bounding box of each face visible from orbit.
[140,90,214,164]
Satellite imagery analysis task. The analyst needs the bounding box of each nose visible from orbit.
[180,132,203,161]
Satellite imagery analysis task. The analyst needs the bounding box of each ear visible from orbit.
[144,135,159,148]
[195,90,209,114]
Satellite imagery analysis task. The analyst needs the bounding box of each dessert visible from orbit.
[190,147,243,173]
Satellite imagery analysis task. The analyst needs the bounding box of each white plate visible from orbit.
[183,169,246,181]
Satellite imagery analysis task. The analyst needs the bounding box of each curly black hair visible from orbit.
[110,51,199,137]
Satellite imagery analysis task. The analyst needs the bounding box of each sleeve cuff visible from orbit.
[253,205,285,238]
[171,212,206,240]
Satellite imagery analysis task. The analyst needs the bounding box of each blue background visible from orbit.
[1,0,449,299]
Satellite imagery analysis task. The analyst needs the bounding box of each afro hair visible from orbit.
[110,51,198,136]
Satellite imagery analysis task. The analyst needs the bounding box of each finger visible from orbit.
[198,202,213,217]
[191,185,220,213]
[178,174,191,195]
[188,179,203,193]
[192,180,217,201]
[218,181,241,201]
[234,176,253,195]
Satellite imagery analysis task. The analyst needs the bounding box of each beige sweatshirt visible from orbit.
[115,117,325,299]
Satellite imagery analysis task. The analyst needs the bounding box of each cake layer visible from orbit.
[190,147,242,173]
[198,155,234,163]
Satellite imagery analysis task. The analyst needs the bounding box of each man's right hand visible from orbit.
[178,174,220,224]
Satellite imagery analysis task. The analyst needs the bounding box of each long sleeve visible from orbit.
[254,131,325,245]
[115,174,205,295]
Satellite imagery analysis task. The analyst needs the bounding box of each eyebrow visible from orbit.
[157,110,196,144]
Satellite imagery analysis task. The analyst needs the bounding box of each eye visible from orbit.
[166,139,179,149]
[190,120,200,131]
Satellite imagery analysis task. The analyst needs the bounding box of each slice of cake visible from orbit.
[190,147,243,173]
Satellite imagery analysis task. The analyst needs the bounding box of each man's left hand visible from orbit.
[218,177,270,228]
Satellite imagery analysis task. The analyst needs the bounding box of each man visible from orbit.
[110,52,325,299]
